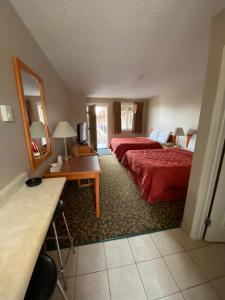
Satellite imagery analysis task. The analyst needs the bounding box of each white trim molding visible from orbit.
[191,46,225,239]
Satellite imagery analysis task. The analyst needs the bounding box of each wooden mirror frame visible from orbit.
[13,57,51,170]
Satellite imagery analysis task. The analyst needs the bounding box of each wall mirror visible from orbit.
[13,57,51,170]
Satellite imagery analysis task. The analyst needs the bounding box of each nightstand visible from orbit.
[162,143,176,149]
[72,144,96,157]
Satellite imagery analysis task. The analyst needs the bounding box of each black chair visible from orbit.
[25,253,68,300]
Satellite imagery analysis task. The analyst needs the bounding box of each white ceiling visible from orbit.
[10,0,225,98]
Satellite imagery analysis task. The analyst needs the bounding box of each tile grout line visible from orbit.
[73,246,182,276]
[103,242,112,300]
[60,231,225,299]
[187,246,225,282]
[209,244,225,264]
[181,281,223,300]
[127,237,149,300]
[208,281,224,300]
[184,249,214,282]
[151,230,185,257]
[155,291,185,300]
[170,229,225,254]
[74,269,106,277]
[154,232,212,298]
[150,232,183,296]
[72,257,224,300]
[170,229,208,251]
[161,252,213,295]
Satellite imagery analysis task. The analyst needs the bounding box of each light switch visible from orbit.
[0,105,14,122]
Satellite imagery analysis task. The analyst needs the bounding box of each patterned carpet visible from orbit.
[47,155,185,249]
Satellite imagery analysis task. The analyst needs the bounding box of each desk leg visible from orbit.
[95,172,100,218]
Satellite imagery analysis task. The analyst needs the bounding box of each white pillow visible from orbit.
[149,129,160,141]
[157,130,171,144]
[188,134,197,152]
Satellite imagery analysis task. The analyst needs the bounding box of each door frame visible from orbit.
[86,103,109,148]
[190,46,225,239]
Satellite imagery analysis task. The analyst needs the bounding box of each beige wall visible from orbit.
[67,92,87,147]
[86,98,148,144]
[183,9,225,230]
[0,1,71,189]
[145,81,203,147]
[68,92,87,128]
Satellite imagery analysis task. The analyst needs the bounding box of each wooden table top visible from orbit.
[43,155,100,176]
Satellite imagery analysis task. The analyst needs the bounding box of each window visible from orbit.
[121,103,135,131]
[36,102,46,145]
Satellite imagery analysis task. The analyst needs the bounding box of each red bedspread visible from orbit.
[122,148,193,204]
[109,137,162,160]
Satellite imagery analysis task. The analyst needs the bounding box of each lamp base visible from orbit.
[64,155,72,162]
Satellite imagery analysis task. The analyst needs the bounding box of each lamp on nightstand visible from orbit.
[53,121,77,161]
[186,129,197,135]
[173,127,184,145]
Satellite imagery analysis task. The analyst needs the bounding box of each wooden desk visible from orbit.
[43,156,101,218]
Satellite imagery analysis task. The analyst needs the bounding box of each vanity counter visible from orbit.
[0,177,66,300]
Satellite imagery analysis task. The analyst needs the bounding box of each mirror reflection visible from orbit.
[21,71,48,159]
[13,57,51,170]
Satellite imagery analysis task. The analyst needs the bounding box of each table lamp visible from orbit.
[173,127,184,145]
[53,121,77,161]
[30,121,46,156]
[30,121,46,138]
[187,129,197,135]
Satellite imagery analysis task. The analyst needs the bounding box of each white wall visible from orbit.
[145,81,203,146]
[0,1,71,188]
[86,98,148,144]
[183,8,225,231]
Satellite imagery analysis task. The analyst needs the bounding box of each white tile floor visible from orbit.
[49,228,225,300]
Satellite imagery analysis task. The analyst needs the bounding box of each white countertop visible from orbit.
[0,177,66,300]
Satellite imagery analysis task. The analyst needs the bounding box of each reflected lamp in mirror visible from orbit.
[13,57,51,170]
[30,121,46,158]
[173,127,184,145]
[53,121,77,161]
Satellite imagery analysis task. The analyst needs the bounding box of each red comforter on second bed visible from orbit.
[109,137,162,160]
[122,148,193,204]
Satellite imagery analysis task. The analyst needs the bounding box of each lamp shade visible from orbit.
[173,127,184,136]
[30,121,46,138]
[187,129,197,135]
[53,121,76,138]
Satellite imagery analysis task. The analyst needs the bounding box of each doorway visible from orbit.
[95,105,108,149]
[190,46,225,242]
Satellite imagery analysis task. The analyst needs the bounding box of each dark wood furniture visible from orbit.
[72,144,96,157]
[42,156,101,217]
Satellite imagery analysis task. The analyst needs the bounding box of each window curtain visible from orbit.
[132,102,144,133]
[113,101,121,134]
[87,105,97,151]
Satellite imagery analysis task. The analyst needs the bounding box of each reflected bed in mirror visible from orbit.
[13,57,51,170]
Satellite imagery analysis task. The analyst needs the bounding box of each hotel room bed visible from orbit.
[122,147,193,204]
[109,137,162,160]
